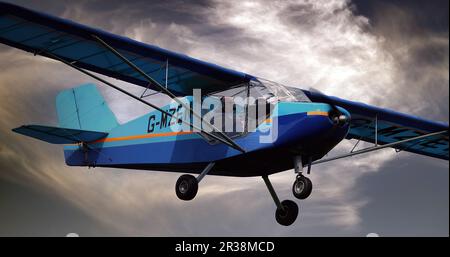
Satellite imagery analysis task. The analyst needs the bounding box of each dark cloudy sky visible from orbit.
[0,0,448,236]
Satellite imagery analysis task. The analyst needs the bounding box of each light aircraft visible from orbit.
[1,2,448,226]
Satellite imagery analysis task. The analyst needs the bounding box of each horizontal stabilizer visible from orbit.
[12,125,108,144]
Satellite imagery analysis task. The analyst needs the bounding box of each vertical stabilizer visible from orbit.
[56,83,118,132]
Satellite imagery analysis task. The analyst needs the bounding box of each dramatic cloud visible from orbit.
[0,0,448,236]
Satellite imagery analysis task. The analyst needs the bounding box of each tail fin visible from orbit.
[56,83,118,132]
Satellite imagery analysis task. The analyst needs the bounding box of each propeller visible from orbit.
[307,87,350,126]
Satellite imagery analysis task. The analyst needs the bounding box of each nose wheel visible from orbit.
[293,155,313,200]
[292,175,313,200]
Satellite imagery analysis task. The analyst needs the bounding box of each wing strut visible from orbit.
[91,35,246,153]
[312,130,448,165]
[42,51,245,152]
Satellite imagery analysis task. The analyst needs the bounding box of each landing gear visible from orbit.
[175,175,198,201]
[292,155,313,200]
[175,162,215,201]
[292,175,312,199]
[262,175,299,226]
[275,200,299,226]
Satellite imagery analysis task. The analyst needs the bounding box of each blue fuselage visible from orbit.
[64,101,350,176]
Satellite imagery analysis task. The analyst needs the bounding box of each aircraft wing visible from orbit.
[305,91,449,160]
[0,2,253,96]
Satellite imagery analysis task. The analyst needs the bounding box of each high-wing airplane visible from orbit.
[1,2,448,226]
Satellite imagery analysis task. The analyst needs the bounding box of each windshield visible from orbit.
[250,78,311,103]
[252,79,297,102]
[208,78,310,103]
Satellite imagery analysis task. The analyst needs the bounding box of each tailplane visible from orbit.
[12,125,108,144]
[12,83,117,144]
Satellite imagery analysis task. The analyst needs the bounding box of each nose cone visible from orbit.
[273,103,351,159]
[330,107,351,126]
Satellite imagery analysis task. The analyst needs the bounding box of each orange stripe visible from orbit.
[307,111,329,116]
[92,131,193,144]
[75,112,325,145]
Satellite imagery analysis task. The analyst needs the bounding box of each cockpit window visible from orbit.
[201,78,310,142]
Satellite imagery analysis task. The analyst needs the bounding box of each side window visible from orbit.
[200,81,278,143]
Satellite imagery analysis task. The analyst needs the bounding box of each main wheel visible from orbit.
[175,174,198,201]
[292,175,313,200]
[275,200,299,226]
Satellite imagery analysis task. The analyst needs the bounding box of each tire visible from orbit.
[292,176,313,200]
[175,174,198,201]
[275,200,299,226]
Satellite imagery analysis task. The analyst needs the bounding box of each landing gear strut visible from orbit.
[262,175,299,226]
[292,156,313,200]
[175,162,215,201]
